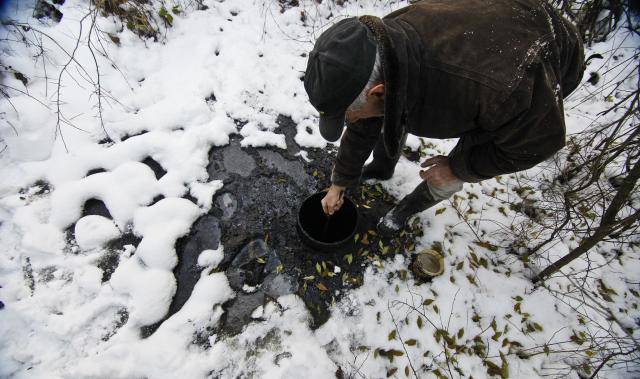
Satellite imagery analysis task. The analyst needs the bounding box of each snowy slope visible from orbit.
[1,0,638,378]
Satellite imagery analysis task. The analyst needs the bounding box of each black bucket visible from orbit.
[297,191,359,252]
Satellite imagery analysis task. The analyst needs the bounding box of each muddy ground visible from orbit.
[31,115,425,342]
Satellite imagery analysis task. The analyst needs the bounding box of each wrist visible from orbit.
[329,184,346,193]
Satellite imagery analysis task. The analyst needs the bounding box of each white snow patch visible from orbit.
[74,215,121,251]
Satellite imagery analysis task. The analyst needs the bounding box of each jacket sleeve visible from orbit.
[448,62,567,182]
[331,117,383,187]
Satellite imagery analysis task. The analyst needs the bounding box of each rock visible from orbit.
[181,215,221,254]
[171,215,220,309]
[82,198,112,219]
[141,157,167,179]
[227,239,273,290]
[0,301,4,310]
[223,291,265,335]
[215,193,237,220]
[258,150,310,188]
[86,168,106,177]
[274,351,292,366]
[222,145,255,177]
[34,0,63,22]
[263,273,298,298]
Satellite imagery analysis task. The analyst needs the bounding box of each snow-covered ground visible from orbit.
[0,0,638,377]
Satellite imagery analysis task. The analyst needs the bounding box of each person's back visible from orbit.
[304,0,584,234]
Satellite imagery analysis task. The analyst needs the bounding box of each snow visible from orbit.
[0,0,638,377]
[190,179,224,211]
[198,247,224,269]
[133,198,203,270]
[74,215,121,251]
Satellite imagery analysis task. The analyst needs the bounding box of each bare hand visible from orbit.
[420,156,460,187]
[321,185,345,215]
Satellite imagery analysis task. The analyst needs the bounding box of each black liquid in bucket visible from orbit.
[297,191,359,252]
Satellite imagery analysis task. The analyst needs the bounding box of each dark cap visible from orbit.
[304,18,377,142]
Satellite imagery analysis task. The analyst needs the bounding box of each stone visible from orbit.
[34,0,63,22]
[141,157,167,179]
[227,239,274,290]
[171,215,220,310]
[274,351,292,366]
[82,198,112,219]
[215,192,237,220]
[263,273,298,299]
[258,150,310,188]
[138,215,221,338]
[223,291,265,335]
[222,145,255,177]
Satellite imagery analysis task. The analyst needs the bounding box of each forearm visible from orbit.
[331,118,382,187]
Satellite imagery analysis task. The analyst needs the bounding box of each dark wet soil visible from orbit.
[28,114,424,341]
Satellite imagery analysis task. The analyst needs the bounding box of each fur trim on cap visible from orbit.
[359,15,407,159]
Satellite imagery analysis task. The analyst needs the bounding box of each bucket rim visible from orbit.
[297,191,359,251]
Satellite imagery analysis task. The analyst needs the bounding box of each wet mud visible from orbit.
[23,114,424,341]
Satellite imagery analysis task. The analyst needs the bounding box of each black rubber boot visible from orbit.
[361,134,404,181]
[377,181,441,236]
[361,160,395,181]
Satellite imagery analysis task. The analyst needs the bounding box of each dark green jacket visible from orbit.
[331,0,585,186]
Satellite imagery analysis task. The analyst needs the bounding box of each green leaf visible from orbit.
[158,7,173,26]
[435,207,446,215]
[405,339,417,346]
[315,263,321,274]
[475,240,498,251]
[500,352,509,379]
[388,330,397,340]
[484,359,502,377]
